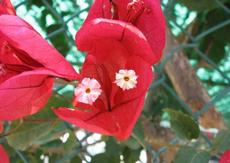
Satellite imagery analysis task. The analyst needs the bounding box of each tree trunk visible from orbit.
[164,30,226,129]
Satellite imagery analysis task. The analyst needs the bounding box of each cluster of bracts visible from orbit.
[0,0,228,162]
[0,0,165,139]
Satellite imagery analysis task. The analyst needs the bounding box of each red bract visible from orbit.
[0,0,16,15]
[220,150,230,163]
[55,19,153,140]
[76,18,154,64]
[0,145,9,163]
[0,121,3,133]
[0,0,79,120]
[80,0,166,64]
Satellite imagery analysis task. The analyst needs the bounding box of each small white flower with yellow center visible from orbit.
[74,78,102,105]
[0,63,6,76]
[115,69,138,90]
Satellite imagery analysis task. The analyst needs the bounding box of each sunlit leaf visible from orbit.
[174,147,210,163]
[164,109,200,140]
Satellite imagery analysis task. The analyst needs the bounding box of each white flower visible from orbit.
[74,78,102,105]
[115,69,138,90]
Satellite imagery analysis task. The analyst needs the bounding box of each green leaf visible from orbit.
[35,122,67,145]
[70,156,82,163]
[199,9,230,64]
[106,137,123,157]
[39,131,78,154]
[177,0,229,12]
[42,93,72,110]
[6,120,59,151]
[224,112,230,128]
[40,139,63,151]
[164,109,200,140]
[205,9,230,42]
[123,137,141,150]
[27,0,44,8]
[26,152,43,163]
[91,137,123,163]
[63,132,79,151]
[6,94,70,151]
[212,130,230,154]
[91,154,120,163]
[123,147,140,163]
[47,24,70,55]
[144,86,185,116]
[123,119,144,150]
[174,147,210,163]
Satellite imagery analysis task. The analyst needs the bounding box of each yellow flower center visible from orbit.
[85,88,91,94]
[124,76,130,81]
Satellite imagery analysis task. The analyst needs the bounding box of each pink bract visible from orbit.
[0,0,79,120]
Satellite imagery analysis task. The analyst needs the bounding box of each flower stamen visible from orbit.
[115,69,138,90]
[0,63,6,76]
[85,88,91,94]
[74,78,102,105]
[126,0,145,23]
[124,76,130,81]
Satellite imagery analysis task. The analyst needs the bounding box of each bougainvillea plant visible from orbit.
[54,19,155,140]
[0,0,79,120]
[1,0,230,162]
[0,0,165,145]
[54,0,166,140]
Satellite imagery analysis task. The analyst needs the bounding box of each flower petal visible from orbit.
[54,108,119,135]
[0,145,9,163]
[55,94,145,140]
[220,149,230,163]
[111,94,145,140]
[84,0,112,24]
[0,71,53,120]
[76,18,155,64]
[0,0,16,15]
[111,56,153,107]
[83,0,166,63]
[113,0,166,62]
[79,48,153,108]
[0,15,79,80]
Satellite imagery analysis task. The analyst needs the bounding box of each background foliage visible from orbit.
[1,0,230,162]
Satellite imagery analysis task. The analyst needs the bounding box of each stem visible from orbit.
[54,78,77,87]
[131,133,146,149]
[0,119,23,138]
